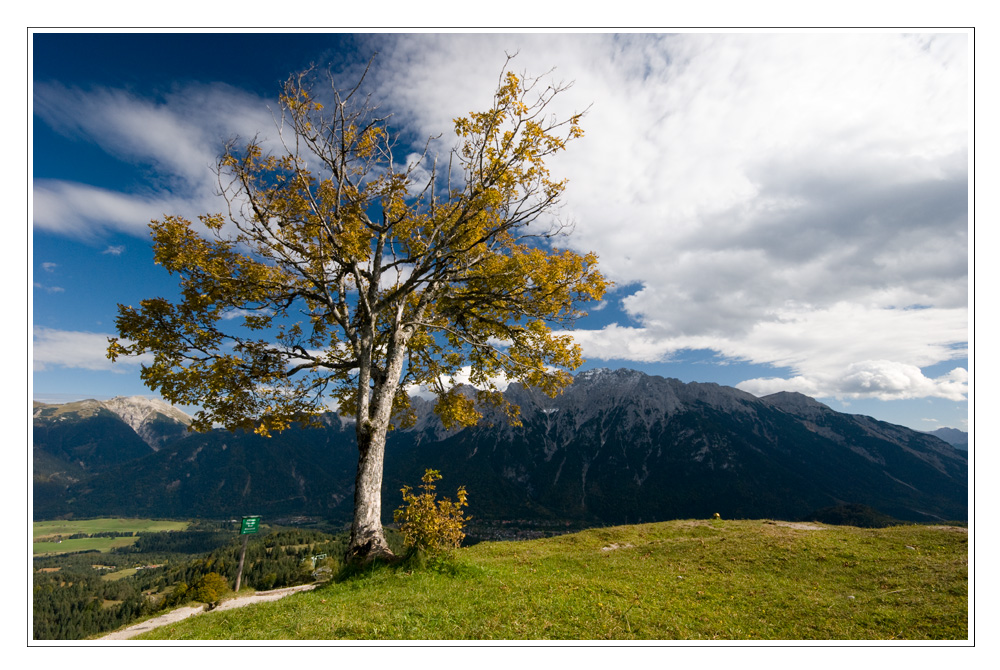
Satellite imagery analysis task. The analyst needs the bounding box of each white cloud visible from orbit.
[571,301,968,401]
[102,245,126,255]
[364,33,967,402]
[738,362,968,402]
[405,365,514,399]
[33,179,206,238]
[32,326,152,372]
[220,308,255,321]
[567,323,680,364]
[33,81,275,189]
[41,262,58,272]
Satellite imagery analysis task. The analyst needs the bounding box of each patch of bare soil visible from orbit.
[770,521,826,530]
[100,583,318,640]
[675,520,716,529]
[925,525,968,533]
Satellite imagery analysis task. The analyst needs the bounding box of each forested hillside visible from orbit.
[32,520,366,640]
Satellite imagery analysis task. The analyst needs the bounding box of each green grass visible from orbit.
[101,567,140,581]
[33,518,189,555]
[134,520,968,641]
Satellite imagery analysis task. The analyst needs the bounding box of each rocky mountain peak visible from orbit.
[574,367,646,384]
[100,396,192,450]
[103,396,191,426]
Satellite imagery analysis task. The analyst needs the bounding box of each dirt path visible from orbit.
[100,583,318,640]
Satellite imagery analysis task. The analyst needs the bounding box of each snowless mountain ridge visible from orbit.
[34,396,192,450]
[102,396,192,431]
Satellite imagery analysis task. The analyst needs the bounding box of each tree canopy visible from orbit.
[109,58,607,560]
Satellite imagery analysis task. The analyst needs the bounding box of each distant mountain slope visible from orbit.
[32,397,194,511]
[925,427,968,450]
[51,415,359,520]
[33,400,153,476]
[33,370,968,524]
[389,370,967,524]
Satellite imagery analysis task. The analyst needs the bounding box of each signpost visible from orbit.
[234,516,260,592]
[240,516,260,535]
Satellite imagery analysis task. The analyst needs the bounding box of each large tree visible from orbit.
[108,59,607,561]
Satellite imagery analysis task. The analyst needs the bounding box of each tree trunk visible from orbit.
[345,319,410,563]
[345,411,395,563]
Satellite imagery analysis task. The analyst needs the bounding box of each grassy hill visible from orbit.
[133,519,968,640]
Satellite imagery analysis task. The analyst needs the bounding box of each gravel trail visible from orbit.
[100,583,318,640]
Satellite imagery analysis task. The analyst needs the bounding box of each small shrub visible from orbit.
[393,469,470,556]
[192,572,230,609]
[165,582,189,607]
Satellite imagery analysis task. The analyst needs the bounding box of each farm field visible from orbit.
[33,518,189,555]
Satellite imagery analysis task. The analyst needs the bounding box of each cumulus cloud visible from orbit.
[405,365,514,399]
[739,361,968,402]
[32,326,151,372]
[358,33,967,402]
[567,323,682,364]
[570,301,968,400]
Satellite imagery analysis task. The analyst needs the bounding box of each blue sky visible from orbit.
[30,31,970,432]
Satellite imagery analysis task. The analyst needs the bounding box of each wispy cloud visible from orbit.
[33,81,274,188]
[32,326,151,372]
[102,245,126,255]
[33,179,203,238]
[32,81,278,238]
[41,262,58,272]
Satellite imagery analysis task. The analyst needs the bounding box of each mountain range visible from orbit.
[32,397,192,511]
[31,369,968,525]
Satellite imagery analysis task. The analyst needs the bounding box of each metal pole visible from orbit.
[235,533,249,592]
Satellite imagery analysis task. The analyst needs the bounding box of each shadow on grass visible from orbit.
[330,548,481,584]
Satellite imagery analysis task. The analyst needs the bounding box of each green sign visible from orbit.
[240,516,261,535]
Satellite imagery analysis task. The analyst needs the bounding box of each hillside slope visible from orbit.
[388,369,967,522]
[132,520,969,641]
